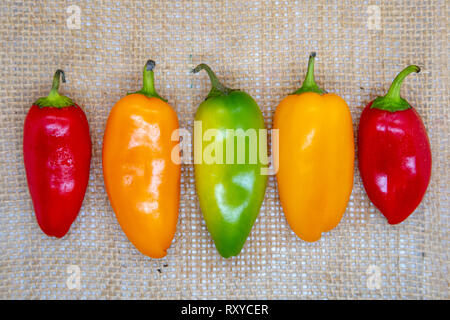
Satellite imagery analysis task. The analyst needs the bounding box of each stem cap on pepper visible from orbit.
[131,59,167,102]
[192,63,236,100]
[34,70,74,108]
[292,52,325,95]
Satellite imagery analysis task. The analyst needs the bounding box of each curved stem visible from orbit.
[34,69,74,108]
[292,52,325,95]
[371,65,420,112]
[132,60,167,101]
[192,63,233,99]
[384,65,420,101]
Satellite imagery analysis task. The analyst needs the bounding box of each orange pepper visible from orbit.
[102,60,180,258]
[274,53,354,242]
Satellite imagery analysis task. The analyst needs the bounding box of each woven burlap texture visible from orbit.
[0,0,448,299]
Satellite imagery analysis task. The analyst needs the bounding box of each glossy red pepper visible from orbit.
[358,65,431,224]
[23,70,92,237]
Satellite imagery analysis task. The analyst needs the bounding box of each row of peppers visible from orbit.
[23,54,432,258]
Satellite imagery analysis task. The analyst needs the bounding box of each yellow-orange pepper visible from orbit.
[273,53,354,242]
[103,60,180,258]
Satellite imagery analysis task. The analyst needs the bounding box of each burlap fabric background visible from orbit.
[0,0,448,299]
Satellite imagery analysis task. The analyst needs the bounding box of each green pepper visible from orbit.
[193,64,268,258]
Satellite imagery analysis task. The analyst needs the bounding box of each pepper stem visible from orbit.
[132,60,167,101]
[192,63,234,99]
[371,65,420,112]
[292,52,325,95]
[49,70,65,97]
[34,69,74,108]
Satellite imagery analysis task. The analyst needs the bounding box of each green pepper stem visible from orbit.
[34,69,74,108]
[385,65,420,101]
[48,69,65,97]
[132,60,167,101]
[192,63,234,99]
[292,52,325,95]
[371,65,420,112]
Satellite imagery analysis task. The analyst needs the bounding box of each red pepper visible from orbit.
[23,70,92,237]
[358,65,431,224]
